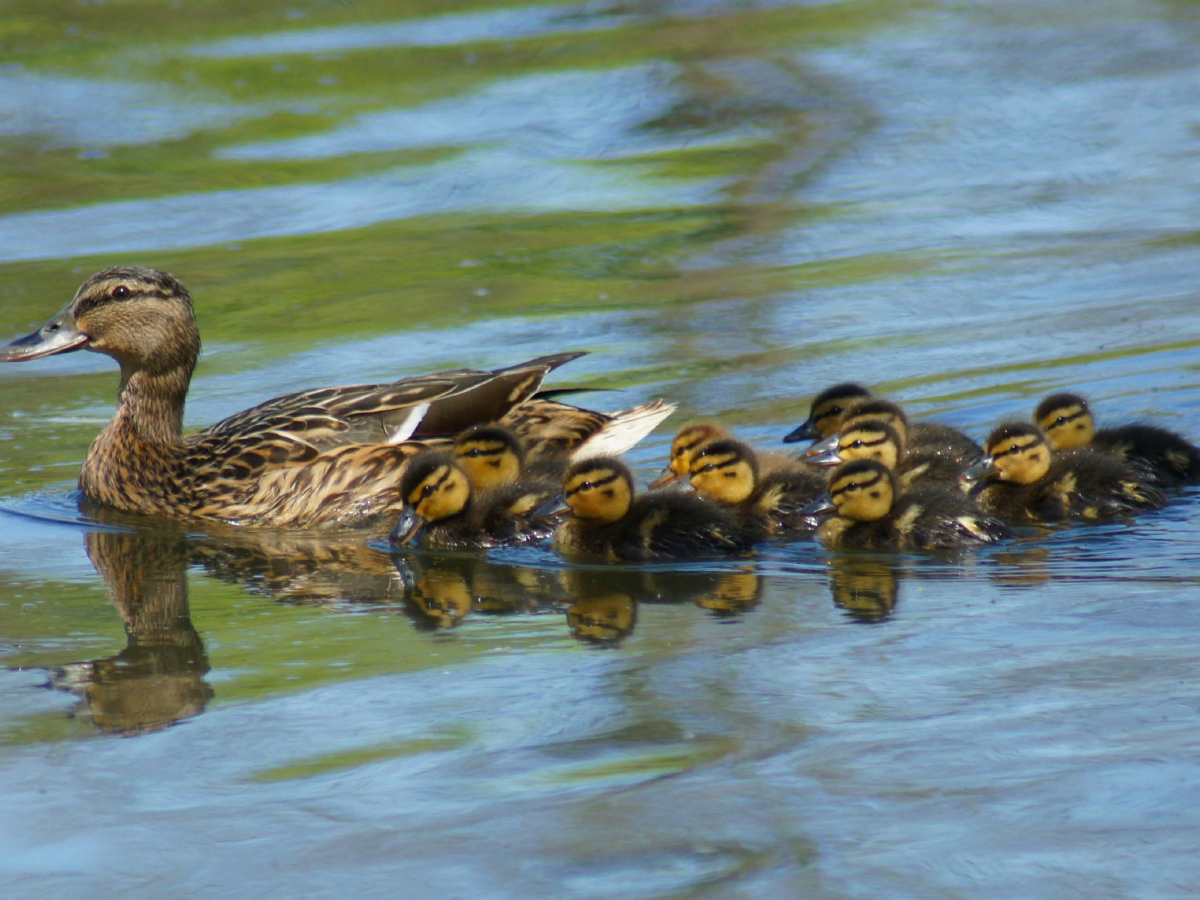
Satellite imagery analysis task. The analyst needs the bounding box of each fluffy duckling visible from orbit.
[805,418,964,490]
[961,422,1167,523]
[783,382,872,443]
[391,453,556,550]
[452,424,560,491]
[687,438,823,537]
[552,456,750,561]
[650,420,817,489]
[838,398,982,466]
[810,459,1011,550]
[1035,392,1200,488]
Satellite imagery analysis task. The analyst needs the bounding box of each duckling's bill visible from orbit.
[390,506,424,546]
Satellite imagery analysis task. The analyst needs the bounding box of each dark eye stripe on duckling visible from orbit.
[830,470,884,497]
[841,431,889,450]
[1042,406,1087,427]
[457,441,507,458]
[565,471,621,496]
[674,430,713,456]
[408,466,453,504]
[990,436,1043,457]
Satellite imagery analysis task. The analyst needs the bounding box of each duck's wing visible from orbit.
[200,352,587,450]
[501,398,675,463]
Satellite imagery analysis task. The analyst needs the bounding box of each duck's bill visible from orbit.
[646,466,681,490]
[959,456,998,485]
[390,507,424,546]
[0,311,88,362]
[800,495,836,517]
[805,434,843,466]
[783,418,820,444]
[533,494,569,519]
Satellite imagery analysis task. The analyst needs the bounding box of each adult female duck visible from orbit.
[0,266,596,528]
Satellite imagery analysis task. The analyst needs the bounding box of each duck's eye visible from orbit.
[1054,416,1067,427]
[579,481,592,491]
[421,484,435,498]
[701,464,716,473]
[465,448,481,458]
[848,440,863,450]
[111,285,130,300]
[828,406,842,415]
[45,322,59,333]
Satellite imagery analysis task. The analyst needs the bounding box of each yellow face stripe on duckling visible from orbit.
[454,435,522,489]
[835,420,901,468]
[984,431,1051,485]
[1035,398,1095,451]
[688,441,756,505]
[564,464,633,524]
[828,463,895,522]
[405,463,472,522]
[668,422,730,476]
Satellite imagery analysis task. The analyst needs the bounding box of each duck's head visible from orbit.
[453,424,525,489]
[839,398,910,444]
[648,421,732,489]
[391,454,472,544]
[562,456,634,525]
[687,438,758,506]
[0,267,199,376]
[826,459,898,522]
[1034,393,1095,451]
[807,418,905,469]
[784,383,872,443]
[961,422,1051,487]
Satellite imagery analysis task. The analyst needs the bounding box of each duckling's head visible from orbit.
[1034,393,1095,451]
[809,418,905,469]
[827,459,898,522]
[784,383,872,442]
[453,424,525,489]
[393,454,472,543]
[971,422,1052,485]
[563,456,634,525]
[0,267,199,376]
[687,439,759,506]
[649,421,732,488]
[840,398,910,444]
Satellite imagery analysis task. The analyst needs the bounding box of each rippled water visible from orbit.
[3,0,1200,896]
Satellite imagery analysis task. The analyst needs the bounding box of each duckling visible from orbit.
[390,453,557,550]
[650,420,817,489]
[811,459,1011,550]
[452,424,559,491]
[805,418,964,490]
[0,266,670,528]
[552,456,750,561]
[783,382,873,443]
[838,398,983,466]
[1034,392,1200,488]
[686,438,823,537]
[960,422,1167,523]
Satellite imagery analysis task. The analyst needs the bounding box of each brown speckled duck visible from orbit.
[0,267,659,529]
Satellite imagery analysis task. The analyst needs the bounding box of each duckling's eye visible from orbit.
[421,484,435,498]
[579,481,592,491]
[111,285,130,300]
[465,448,481,458]
[1053,416,1068,427]
[847,440,863,450]
[700,464,717,473]
[828,406,842,415]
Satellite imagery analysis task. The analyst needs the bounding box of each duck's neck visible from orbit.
[111,358,194,446]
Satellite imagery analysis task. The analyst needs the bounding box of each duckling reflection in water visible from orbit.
[51,527,212,736]
[650,421,817,490]
[806,418,964,492]
[827,556,901,623]
[961,422,1166,523]
[1035,392,1200,488]
[694,571,763,617]
[809,459,1010,550]
[552,456,752,561]
[391,452,557,550]
[687,438,822,538]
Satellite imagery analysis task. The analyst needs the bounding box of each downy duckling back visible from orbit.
[814,459,1010,550]
[961,422,1166,523]
[1035,392,1200,488]
[554,456,750,561]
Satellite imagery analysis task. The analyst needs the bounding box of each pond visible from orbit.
[2,0,1200,896]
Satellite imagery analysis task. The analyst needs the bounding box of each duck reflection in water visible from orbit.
[826,556,901,623]
[51,526,213,736]
[395,554,565,631]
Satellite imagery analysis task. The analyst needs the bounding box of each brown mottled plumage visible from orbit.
[0,266,651,528]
